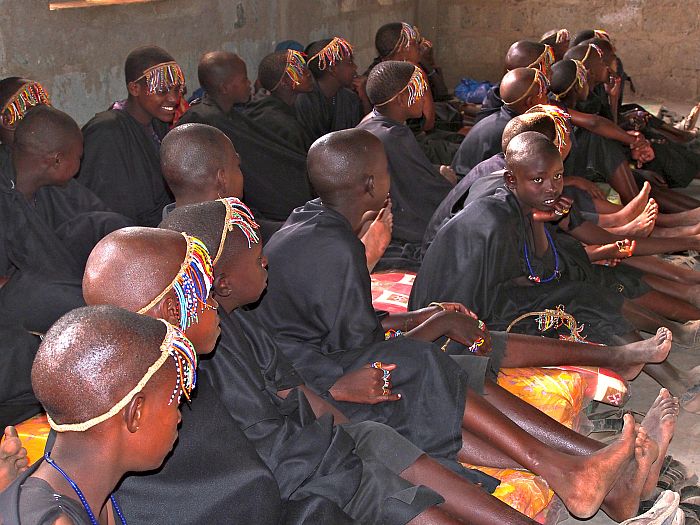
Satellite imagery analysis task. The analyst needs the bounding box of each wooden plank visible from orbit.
[49,0,160,10]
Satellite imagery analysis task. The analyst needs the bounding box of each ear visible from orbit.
[213,272,233,298]
[124,393,146,433]
[215,168,228,195]
[365,174,376,197]
[0,115,15,131]
[503,170,516,189]
[127,81,141,98]
[155,296,181,327]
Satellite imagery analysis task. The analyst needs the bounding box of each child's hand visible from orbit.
[430,311,491,355]
[588,239,636,264]
[329,364,402,404]
[531,196,573,222]
[352,75,369,102]
[439,165,458,185]
[605,75,622,98]
[564,176,606,200]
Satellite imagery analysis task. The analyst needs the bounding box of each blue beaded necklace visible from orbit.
[44,452,127,525]
[523,227,561,283]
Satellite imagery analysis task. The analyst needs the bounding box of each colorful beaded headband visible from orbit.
[581,43,603,64]
[1,82,51,126]
[553,59,588,101]
[48,320,198,433]
[137,233,215,331]
[310,37,353,70]
[135,61,185,94]
[527,44,555,74]
[505,69,549,106]
[375,65,427,107]
[527,104,572,152]
[271,50,307,92]
[387,22,422,57]
[213,197,260,265]
[593,29,611,42]
[555,29,570,44]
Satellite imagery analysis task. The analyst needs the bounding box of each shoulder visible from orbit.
[81,110,132,141]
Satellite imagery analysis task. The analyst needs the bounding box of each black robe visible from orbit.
[356,111,453,270]
[207,311,444,524]
[475,84,503,122]
[245,95,314,154]
[0,325,41,428]
[295,81,363,143]
[451,106,518,176]
[77,108,172,227]
[244,200,497,488]
[410,188,637,344]
[178,95,312,222]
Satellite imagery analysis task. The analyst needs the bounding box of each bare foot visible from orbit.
[680,383,700,415]
[613,327,673,380]
[670,320,700,349]
[641,389,679,499]
[602,426,660,521]
[607,198,658,238]
[612,182,653,224]
[361,203,393,272]
[546,413,637,519]
[0,426,29,491]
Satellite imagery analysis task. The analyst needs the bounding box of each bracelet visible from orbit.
[429,302,446,311]
[441,337,450,352]
[384,329,403,340]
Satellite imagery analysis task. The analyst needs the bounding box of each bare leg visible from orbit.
[604,198,657,237]
[651,186,700,213]
[458,429,520,468]
[0,426,29,492]
[623,257,700,285]
[595,182,651,225]
[621,300,700,346]
[639,389,679,499]
[632,290,700,322]
[609,163,640,204]
[651,223,700,237]
[641,276,700,309]
[656,206,700,228]
[408,507,463,524]
[402,455,537,524]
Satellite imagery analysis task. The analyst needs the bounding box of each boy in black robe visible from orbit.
[451,67,549,176]
[246,128,682,521]
[178,51,312,222]
[77,46,180,227]
[244,50,315,154]
[0,306,195,525]
[82,227,343,524]
[295,37,368,143]
[357,60,455,270]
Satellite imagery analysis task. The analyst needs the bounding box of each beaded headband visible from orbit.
[553,59,588,101]
[310,37,354,70]
[1,82,51,126]
[527,104,572,152]
[527,45,555,74]
[213,197,260,265]
[137,233,215,331]
[387,22,422,57]
[135,61,186,94]
[375,65,427,107]
[48,320,198,433]
[581,43,603,64]
[271,50,307,92]
[593,29,611,42]
[555,29,570,44]
[505,69,549,106]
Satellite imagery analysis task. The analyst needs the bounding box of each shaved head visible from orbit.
[83,227,187,312]
[161,123,237,195]
[32,305,170,425]
[198,51,246,95]
[505,41,546,70]
[500,68,540,104]
[501,112,557,152]
[505,131,560,172]
[307,128,384,199]
[14,105,81,156]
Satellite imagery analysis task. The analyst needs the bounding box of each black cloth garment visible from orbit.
[245,95,314,154]
[178,95,312,222]
[0,460,92,525]
[0,156,132,333]
[0,325,41,427]
[206,312,444,523]
[244,199,498,493]
[77,108,172,227]
[356,111,453,270]
[451,106,517,177]
[295,81,363,143]
[410,188,637,344]
[475,84,503,122]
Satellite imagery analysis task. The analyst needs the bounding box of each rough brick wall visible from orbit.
[422,0,700,103]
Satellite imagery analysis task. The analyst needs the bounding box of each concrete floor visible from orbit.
[561,98,700,524]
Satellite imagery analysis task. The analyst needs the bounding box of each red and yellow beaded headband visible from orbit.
[581,43,603,64]
[504,69,549,106]
[137,233,215,332]
[387,22,422,57]
[593,29,611,42]
[528,44,555,74]
[310,37,353,70]
[553,59,588,101]
[48,320,198,433]
[527,104,572,152]
[375,65,428,107]
[135,61,186,94]
[1,81,51,126]
[271,50,307,92]
[213,197,260,265]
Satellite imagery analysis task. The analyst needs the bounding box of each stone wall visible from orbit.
[426,0,700,103]
[0,0,416,124]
